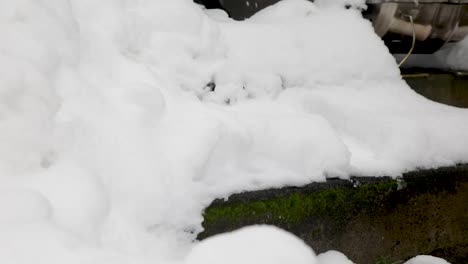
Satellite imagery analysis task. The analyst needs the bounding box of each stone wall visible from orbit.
[199,165,468,264]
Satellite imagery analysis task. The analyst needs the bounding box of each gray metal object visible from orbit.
[367,2,468,52]
[369,3,467,41]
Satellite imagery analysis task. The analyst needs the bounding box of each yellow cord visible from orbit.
[401,73,430,78]
[398,15,416,68]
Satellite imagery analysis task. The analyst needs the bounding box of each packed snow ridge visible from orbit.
[0,0,466,263]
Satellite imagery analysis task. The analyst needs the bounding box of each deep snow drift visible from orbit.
[0,0,467,263]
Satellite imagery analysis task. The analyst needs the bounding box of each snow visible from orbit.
[317,250,355,264]
[439,36,468,70]
[185,225,317,264]
[0,0,465,263]
[404,255,451,264]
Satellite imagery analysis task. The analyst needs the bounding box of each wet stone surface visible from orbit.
[199,165,468,264]
[403,69,468,108]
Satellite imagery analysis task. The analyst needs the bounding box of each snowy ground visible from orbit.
[0,0,467,263]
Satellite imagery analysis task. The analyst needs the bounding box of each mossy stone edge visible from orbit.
[199,164,468,264]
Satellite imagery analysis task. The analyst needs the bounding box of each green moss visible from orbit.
[201,181,398,236]
[375,255,404,264]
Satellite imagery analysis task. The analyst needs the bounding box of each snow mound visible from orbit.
[185,225,317,264]
[404,255,451,264]
[317,250,355,264]
[0,0,464,263]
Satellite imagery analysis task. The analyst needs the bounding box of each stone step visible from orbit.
[199,165,468,264]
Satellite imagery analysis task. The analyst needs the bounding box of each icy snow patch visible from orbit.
[440,36,468,70]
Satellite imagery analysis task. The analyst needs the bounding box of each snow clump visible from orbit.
[185,225,317,264]
[404,255,451,264]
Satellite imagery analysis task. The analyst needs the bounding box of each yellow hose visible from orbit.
[398,15,416,68]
